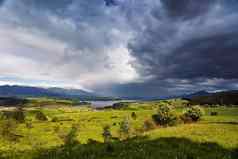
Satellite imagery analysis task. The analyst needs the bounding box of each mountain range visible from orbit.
[183,90,238,105]
[0,85,109,100]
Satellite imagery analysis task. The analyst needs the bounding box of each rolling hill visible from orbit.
[185,90,238,105]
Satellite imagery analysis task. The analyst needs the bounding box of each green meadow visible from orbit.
[0,99,238,159]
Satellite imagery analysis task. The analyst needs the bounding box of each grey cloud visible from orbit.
[160,0,215,20]
[104,0,117,7]
[1,0,238,97]
[129,1,238,78]
[121,0,238,97]
[0,0,136,89]
[0,0,5,5]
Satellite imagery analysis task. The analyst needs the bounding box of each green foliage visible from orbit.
[131,112,137,120]
[152,105,178,126]
[0,102,238,159]
[143,119,156,131]
[57,124,79,146]
[210,111,218,116]
[25,121,33,129]
[26,97,74,107]
[35,137,237,159]
[35,111,48,121]
[51,117,59,122]
[183,106,204,122]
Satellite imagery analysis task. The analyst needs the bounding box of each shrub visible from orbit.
[152,105,178,126]
[64,125,79,146]
[35,111,48,121]
[180,114,193,124]
[102,125,112,143]
[143,119,156,131]
[210,111,218,116]
[51,117,59,122]
[25,122,33,129]
[183,106,204,122]
[131,112,137,120]
[57,124,79,146]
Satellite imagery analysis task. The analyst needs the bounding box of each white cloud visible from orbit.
[0,0,138,91]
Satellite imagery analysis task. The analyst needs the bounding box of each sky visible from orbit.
[0,0,238,98]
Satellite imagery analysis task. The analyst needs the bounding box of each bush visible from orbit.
[57,124,79,146]
[183,106,204,122]
[35,111,48,121]
[180,115,193,124]
[131,112,137,120]
[143,119,156,131]
[25,122,33,129]
[51,117,59,122]
[152,105,178,126]
[210,111,218,116]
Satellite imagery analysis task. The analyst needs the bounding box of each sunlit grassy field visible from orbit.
[0,100,238,159]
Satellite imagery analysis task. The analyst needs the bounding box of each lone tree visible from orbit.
[131,112,137,120]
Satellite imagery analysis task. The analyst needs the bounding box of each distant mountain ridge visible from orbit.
[184,90,238,105]
[182,90,211,99]
[0,85,104,100]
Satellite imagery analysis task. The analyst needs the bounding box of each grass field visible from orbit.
[0,100,237,159]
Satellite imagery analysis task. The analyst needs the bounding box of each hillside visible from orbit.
[0,97,28,107]
[0,101,237,159]
[186,90,238,105]
[0,85,104,100]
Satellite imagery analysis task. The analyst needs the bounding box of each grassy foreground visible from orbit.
[0,100,238,159]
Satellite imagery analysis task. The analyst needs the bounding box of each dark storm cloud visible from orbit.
[129,0,238,79]
[104,0,117,7]
[1,0,238,97]
[166,32,238,79]
[0,0,5,6]
[124,0,238,96]
[23,0,73,10]
[160,0,215,20]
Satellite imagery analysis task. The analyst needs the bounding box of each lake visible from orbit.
[88,100,136,108]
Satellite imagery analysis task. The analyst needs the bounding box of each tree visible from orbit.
[183,106,204,122]
[152,105,178,126]
[131,112,137,120]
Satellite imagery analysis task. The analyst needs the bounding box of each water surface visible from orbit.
[88,100,136,108]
